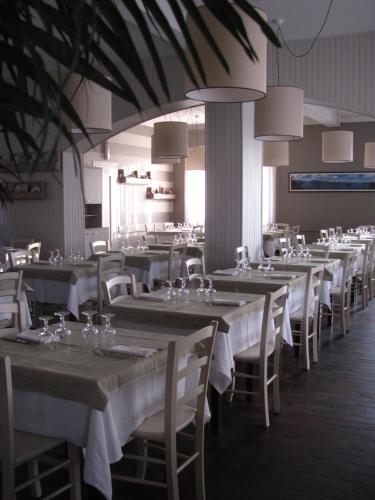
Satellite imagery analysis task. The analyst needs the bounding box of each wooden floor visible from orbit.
[16,300,375,499]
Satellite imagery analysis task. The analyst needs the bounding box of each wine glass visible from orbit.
[196,276,206,301]
[49,250,56,265]
[81,310,99,338]
[165,280,176,303]
[205,279,216,305]
[176,277,189,303]
[54,311,72,338]
[100,313,116,348]
[38,316,55,342]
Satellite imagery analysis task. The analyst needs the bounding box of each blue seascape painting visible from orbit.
[289,172,375,192]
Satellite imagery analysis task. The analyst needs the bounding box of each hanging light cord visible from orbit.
[277,0,334,58]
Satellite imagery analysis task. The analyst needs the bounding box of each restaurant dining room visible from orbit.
[1,1,375,499]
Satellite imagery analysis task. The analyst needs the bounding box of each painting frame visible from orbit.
[289,172,375,192]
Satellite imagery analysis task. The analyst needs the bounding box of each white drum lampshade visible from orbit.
[263,141,289,167]
[185,6,267,102]
[255,86,304,141]
[322,130,353,163]
[153,122,188,159]
[151,135,181,164]
[364,142,375,168]
[63,74,112,133]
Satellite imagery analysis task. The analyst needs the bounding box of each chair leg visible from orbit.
[260,374,270,428]
[302,325,310,371]
[312,333,318,363]
[136,438,148,479]
[28,460,42,498]
[165,437,179,500]
[272,376,280,415]
[194,433,206,500]
[68,444,82,500]
[340,302,346,336]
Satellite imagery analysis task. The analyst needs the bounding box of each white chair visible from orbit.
[290,266,324,370]
[90,240,110,255]
[227,286,288,427]
[26,241,41,262]
[102,274,137,305]
[0,354,82,500]
[295,234,306,247]
[351,241,371,308]
[321,253,356,336]
[328,227,335,237]
[112,321,218,500]
[185,257,205,280]
[278,237,290,256]
[0,302,27,337]
[336,226,343,236]
[97,253,125,312]
[168,244,187,282]
[320,229,328,239]
[8,250,33,267]
[235,246,249,261]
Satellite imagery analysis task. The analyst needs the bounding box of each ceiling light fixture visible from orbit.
[263,141,289,167]
[364,142,375,168]
[185,5,267,103]
[152,122,188,160]
[322,130,353,163]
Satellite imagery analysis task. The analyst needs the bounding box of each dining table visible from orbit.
[0,322,193,499]
[8,261,98,319]
[148,242,205,259]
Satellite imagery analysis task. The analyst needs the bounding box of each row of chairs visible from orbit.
[3,242,42,267]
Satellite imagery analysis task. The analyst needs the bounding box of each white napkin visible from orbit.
[213,269,238,276]
[136,293,168,302]
[210,298,246,306]
[109,345,158,358]
[16,330,51,344]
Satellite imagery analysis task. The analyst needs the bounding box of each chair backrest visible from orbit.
[143,234,156,246]
[320,229,328,239]
[164,222,174,230]
[295,234,306,247]
[185,257,204,280]
[168,244,187,282]
[144,224,154,234]
[279,237,290,253]
[26,241,41,262]
[259,286,288,370]
[336,226,343,236]
[164,321,217,445]
[0,271,22,300]
[301,266,324,333]
[0,301,27,337]
[291,224,300,234]
[102,274,137,305]
[97,253,125,312]
[235,246,249,261]
[0,354,15,493]
[9,250,33,267]
[90,240,109,255]
[328,227,335,236]
[360,241,371,279]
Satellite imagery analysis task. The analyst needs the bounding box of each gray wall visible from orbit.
[276,122,375,242]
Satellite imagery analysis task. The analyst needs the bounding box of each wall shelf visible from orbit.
[147,193,177,200]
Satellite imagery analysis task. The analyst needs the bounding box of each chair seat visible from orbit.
[234,341,274,362]
[0,431,63,467]
[133,406,196,441]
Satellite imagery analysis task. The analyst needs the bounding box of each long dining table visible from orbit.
[0,323,186,499]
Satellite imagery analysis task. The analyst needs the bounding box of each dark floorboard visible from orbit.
[14,301,375,499]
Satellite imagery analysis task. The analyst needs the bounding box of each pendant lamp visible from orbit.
[322,130,353,163]
[63,74,112,133]
[185,6,267,102]
[364,142,375,168]
[254,86,304,141]
[263,141,289,167]
[152,122,188,160]
[151,135,181,165]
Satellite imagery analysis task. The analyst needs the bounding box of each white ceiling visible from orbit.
[243,0,375,40]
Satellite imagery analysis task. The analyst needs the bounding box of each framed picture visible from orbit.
[289,172,375,192]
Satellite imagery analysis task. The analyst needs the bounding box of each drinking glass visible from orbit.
[165,280,177,303]
[81,310,99,337]
[196,277,206,301]
[205,279,216,305]
[176,277,189,303]
[54,311,72,338]
[49,250,56,265]
[38,316,56,342]
[281,248,288,260]
[100,313,116,348]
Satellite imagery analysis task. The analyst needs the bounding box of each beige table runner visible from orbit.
[99,251,170,271]
[9,262,97,284]
[209,270,306,295]
[105,291,265,333]
[0,322,172,411]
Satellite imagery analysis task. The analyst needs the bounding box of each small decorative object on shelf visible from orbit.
[7,181,47,200]
[146,187,176,200]
[117,169,152,184]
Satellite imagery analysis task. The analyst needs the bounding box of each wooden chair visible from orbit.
[90,240,110,255]
[26,242,41,262]
[235,246,249,261]
[290,266,324,370]
[295,234,306,247]
[352,241,371,308]
[226,286,288,428]
[112,321,217,500]
[102,274,137,305]
[9,250,33,267]
[97,253,125,312]
[185,257,205,280]
[278,237,290,256]
[168,244,187,282]
[320,229,328,239]
[336,226,343,236]
[321,253,356,336]
[144,223,154,234]
[328,227,335,237]
[0,354,82,500]
[0,302,27,337]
